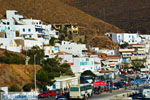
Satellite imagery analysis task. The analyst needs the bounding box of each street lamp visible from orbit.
[34,54,37,91]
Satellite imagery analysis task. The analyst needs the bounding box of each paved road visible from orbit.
[89,84,149,100]
[89,89,129,100]
[39,85,149,100]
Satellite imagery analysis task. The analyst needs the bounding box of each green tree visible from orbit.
[23,83,34,92]
[0,90,4,92]
[9,85,21,92]
[49,37,56,46]
[132,59,146,71]
[26,46,44,65]
[120,42,129,48]
[100,76,105,80]
[60,63,70,69]
[0,51,25,64]
[36,69,55,91]
[36,58,74,90]
[81,70,96,77]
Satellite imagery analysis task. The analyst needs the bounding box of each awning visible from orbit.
[93,80,108,86]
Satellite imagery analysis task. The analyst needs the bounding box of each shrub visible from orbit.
[0,51,25,64]
[9,85,21,92]
[23,83,34,92]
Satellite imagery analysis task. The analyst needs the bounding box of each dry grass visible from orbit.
[0,0,123,48]
[0,64,41,87]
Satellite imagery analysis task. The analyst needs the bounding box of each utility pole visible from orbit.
[34,54,37,91]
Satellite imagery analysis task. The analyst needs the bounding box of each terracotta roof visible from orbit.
[24,38,36,40]
[107,55,120,58]
[94,62,101,64]
[54,51,71,55]
[120,51,135,53]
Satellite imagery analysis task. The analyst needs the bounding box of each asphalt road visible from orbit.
[89,89,129,100]
[38,85,149,100]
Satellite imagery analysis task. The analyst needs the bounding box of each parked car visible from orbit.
[114,81,125,88]
[38,90,57,98]
[56,95,68,100]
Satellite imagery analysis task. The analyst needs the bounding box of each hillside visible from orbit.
[0,49,41,87]
[0,64,41,87]
[63,0,150,34]
[0,0,123,48]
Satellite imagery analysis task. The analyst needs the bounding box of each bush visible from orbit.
[9,85,21,92]
[0,51,25,64]
[23,83,34,92]
[0,90,4,92]
[81,70,96,77]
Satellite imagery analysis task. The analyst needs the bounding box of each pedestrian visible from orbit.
[85,91,88,100]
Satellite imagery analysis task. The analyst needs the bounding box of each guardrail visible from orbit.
[0,92,39,100]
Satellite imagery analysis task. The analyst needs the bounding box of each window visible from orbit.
[28,29,31,32]
[70,87,79,91]
[80,86,85,91]
[8,27,10,30]
[86,58,89,61]
[56,32,59,35]
[23,28,25,32]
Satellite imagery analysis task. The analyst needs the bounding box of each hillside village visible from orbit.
[0,10,150,72]
[0,10,150,99]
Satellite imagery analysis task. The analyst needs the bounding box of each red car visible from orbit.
[38,90,57,98]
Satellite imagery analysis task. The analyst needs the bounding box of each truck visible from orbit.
[69,84,93,99]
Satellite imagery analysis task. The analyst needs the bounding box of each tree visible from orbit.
[0,51,25,64]
[100,76,105,80]
[0,90,4,92]
[36,69,55,91]
[120,42,129,48]
[36,58,74,90]
[81,70,96,77]
[26,46,44,65]
[49,37,56,46]
[9,85,21,92]
[131,59,146,71]
[23,83,34,92]
[60,63,70,69]
[122,62,131,69]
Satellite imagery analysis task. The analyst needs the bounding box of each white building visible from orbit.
[140,34,150,40]
[71,56,101,73]
[105,33,142,45]
[48,76,79,90]
[58,41,88,56]
[0,38,21,52]
[0,10,59,50]
[98,49,116,55]
[44,46,59,57]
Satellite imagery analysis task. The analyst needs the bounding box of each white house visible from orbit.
[105,33,142,45]
[140,34,150,40]
[98,49,116,55]
[0,38,21,52]
[0,10,59,43]
[58,41,88,56]
[48,76,79,90]
[71,56,101,73]
[43,46,59,57]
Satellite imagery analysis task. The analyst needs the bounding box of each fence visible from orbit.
[0,92,38,100]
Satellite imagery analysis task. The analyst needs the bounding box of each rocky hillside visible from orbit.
[0,0,123,48]
[63,0,150,34]
[0,64,41,87]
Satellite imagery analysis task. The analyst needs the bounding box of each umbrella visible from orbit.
[93,80,108,86]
